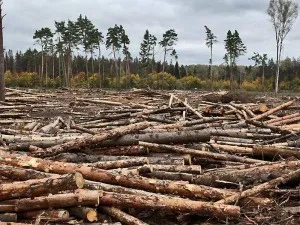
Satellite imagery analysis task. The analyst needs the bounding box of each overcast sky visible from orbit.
[4,0,300,65]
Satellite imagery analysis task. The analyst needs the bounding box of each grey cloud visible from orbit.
[3,0,300,65]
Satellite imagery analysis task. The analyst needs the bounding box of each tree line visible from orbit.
[1,0,299,95]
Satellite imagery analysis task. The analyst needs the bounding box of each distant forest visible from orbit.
[4,0,300,92]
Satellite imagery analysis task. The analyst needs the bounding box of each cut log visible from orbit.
[171,94,203,119]
[76,97,123,106]
[216,167,300,205]
[34,121,152,157]
[0,173,84,201]
[151,165,202,174]
[143,171,194,182]
[0,213,17,222]
[251,100,295,121]
[68,207,98,222]
[0,150,233,200]
[92,130,210,148]
[193,160,300,187]
[97,191,240,219]
[253,145,300,159]
[18,209,70,222]
[0,189,100,212]
[139,142,263,164]
[86,158,149,170]
[101,207,149,225]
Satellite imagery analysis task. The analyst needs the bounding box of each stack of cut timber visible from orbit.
[0,88,300,224]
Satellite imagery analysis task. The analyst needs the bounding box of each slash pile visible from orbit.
[0,88,300,225]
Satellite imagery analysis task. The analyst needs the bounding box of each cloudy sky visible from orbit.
[4,0,300,65]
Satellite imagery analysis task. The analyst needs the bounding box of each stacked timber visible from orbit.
[0,88,299,224]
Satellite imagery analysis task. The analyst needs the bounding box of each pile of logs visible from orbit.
[0,88,300,224]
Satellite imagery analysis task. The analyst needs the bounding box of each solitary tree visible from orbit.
[33,27,53,84]
[106,24,123,88]
[249,52,268,88]
[267,0,298,93]
[224,30,247,91]
[0,0,4,101]
[55,20,79,86]
[139,30,151,72]
[76,15,96,81]
[204,26,217,84]
[159,29,178,72]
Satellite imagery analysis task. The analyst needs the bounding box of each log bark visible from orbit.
[68,207,98,222]
[0,189,100,212]
[101,207,149,225]
[151,165,202,174]
[98,190,240,219]
[266,112,300,124]
[0,150,233,200]
[139,142,263,164]
[92,130,210,148]
[143,171,194,182]
[0,213,17,222]
[34,121,152,157]
[251,100,295,121]
[216,167,300,205]
[18,209,70,222]
[253,145,300,159]
[87,158,149,170]
[193,160,300,187]
[0,173,84,201]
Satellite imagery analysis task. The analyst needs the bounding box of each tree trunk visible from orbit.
[91,51,94,74]
[68,207,98,222]
[0,190,100,213]
[85,51,89,88]
[34,121,151,157]
[98,46,102,88]
[0,150,233,200]
[19,209,70,223]
[162,48,167,73]
[262,64,265,91]
[0,3,5,101]
[0,173,84,201]
[210,45,213,90]
[41,46,44,85]
[101,207,148,225]
[98,191,239,219]
[93,130,210,148]
[45,54,48,87]
[275,40,281,94]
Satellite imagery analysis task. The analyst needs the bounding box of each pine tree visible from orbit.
[159,29,178,72]
[0,0,4,100]
[106,24,123,88]
[204,26,217,85]
[33,27,53,85]
[224,30,247,91]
